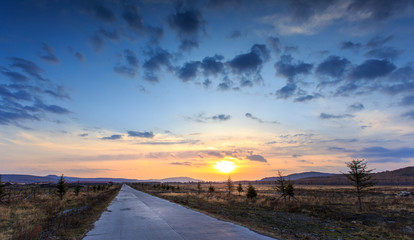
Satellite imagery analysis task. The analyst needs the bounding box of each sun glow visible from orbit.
[215,160,236,173]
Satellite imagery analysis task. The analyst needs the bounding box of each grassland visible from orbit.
[130,182,414,240]
[0,183,120,240]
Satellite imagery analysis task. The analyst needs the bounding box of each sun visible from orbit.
[215,160,236,173]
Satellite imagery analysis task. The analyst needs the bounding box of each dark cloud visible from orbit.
[44,86,70,100]
[34,100,70,114]
[79,133,88,137]
[212,114,231,121]
[206,0,242,8]
[294,94,320,102]
[228,44,270,75]
[39,43,60,64]
[176,61,200,82]
[364,47,402,60]
[246,154,267,162]
[366,35,393,48]
[275,55,313,80]
[74,52,85,62]
[142,48,173,82]
[122,5,143,31]
[145,25,164,44]
[349,59,396,80]
[316,55,350,79]
[0,69,29,82]
[168,7,205,51]
[245,113,278,124]
[98,29,120,41]
[114,49,139,78]
[357,146,414,162]
[127,131,154,138]
[400,96,414,106]
[341,41,362,50]
[334,83,360,96]
[8,57,46,81]
[203,79,212,88]
[90,34,105,51]
[285,0,335,24]
[275,83,297,99]
[348,103,364,111]
[201,55,224,76]
[80,0,116,23]
[319,113,354,119]
[228,30,242,39]
[101,134,122,140]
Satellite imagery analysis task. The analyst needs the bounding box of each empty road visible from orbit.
[83,184,275,240]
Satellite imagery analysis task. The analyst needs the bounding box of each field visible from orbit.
[0,183,120,240]
[130,182,414,240]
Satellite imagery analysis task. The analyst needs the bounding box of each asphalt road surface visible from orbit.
[83,184,275,240]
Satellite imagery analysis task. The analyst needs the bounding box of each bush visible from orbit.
[246,183,257,199]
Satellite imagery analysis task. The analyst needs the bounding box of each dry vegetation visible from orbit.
[130,182,414,240]
[0,183,120,240]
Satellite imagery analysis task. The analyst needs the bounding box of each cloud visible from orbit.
[275,55,313,80]
[228,30,242,39]
[34,100,70,114]
[0,69,29,82]
[139,139,199,145]
[356,146,414,163]
[211,114,231,121]
[127,131,154,138]
[347,1,411,22]
[267,37,282,55]
[39,43,60,64]
[80,0,116,23]
[186,113,231,122]
[246,154,267,162]
[400,96,414,106]
[68,47,85,62]
[168,7,205,51]
[206,151,223,158]
[364,47,402,60]
[101,134,122,140]
[349,59,396,80]
[228,44,269,76]
[201,55,224,76]
[275,83,297,99]
[245,113,278,124]
[8,57,46,81]
[176,61,200,82]
[316,55,350,79]
[366,35,394,48]
[90,34,105,51]
[98,29,120,41]
[170,161,192,166]
[79,133,88,137]
[348,103,364,111]
[294,94,321,102]
[142,48,173,82]
[319,113,354,119]
[114,49,139,78]
[341,41,362,50]
[402,110,414,119]
[122,4,143,31]
[145,25,164,44]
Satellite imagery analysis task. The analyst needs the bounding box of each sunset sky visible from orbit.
[1,0,414,181]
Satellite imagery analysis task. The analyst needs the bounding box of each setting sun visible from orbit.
[215,161,236,173]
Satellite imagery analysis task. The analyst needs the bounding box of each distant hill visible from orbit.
[261,172,336,181]
[294,166,414,185]
[1,174,202,184]
[147,177,202,183]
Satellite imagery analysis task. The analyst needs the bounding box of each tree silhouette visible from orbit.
[246,183,257,199]
[237,183,244,195]
[344,159,375,210]
[74,181,81,196]
[56,174,67,200]
[226,176,234,195]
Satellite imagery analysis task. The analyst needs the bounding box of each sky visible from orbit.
[1,0,414,181]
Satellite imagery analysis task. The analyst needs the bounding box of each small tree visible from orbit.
[285,180,295,200]
[226,176,234,195]
[0,175,7,202]
[275,170,287,204]
[197,182,202,194]
[56,174,67,200]
[344,159,375,211]
[246,183,257,199]
[208,185,215,194]
[74,181,81,196]
[237,183,244,195]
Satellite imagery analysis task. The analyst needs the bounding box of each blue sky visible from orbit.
[1,0,414,180]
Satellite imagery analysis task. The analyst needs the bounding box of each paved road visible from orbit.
[83,184,275,240]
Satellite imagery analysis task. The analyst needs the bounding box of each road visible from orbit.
[83,184,275,240]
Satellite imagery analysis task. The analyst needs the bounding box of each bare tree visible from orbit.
[274,170,287,204]
[344,159,375,211]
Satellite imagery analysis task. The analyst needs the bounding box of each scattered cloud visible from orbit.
[186,113,231,123]
[246,154,267,162]
[39,43,60,64]
[349,59,396,80]
[341,41,362,51]
[101,134,122,140]
[348,103,364,111]
[319,113,354,119]
[142,48,173,82]
[114,49,139,78]
[128,131,154,138]
[245,113,278,124]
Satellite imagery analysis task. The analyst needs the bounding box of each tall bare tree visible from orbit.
[344,159,375,210]
[226,176,234,195]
